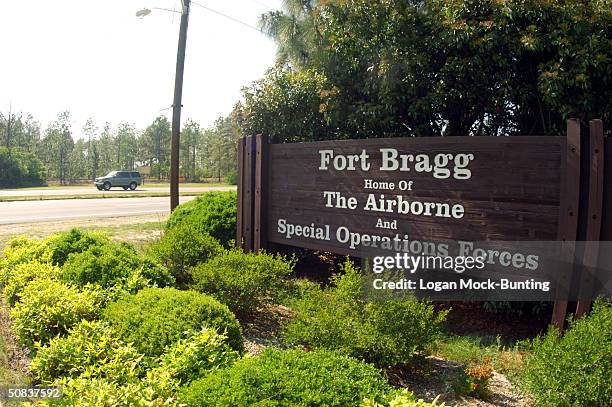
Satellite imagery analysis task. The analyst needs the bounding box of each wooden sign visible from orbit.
[236,120,612,328]
[264,136,570,254]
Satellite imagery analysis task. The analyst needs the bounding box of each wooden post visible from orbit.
[254,134,269,252]
[551,119,581,330]
[575,120,604,317]
[236,137,245,248]
[243,136,256,252]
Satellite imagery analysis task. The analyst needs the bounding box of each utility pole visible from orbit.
[170,0,191,211]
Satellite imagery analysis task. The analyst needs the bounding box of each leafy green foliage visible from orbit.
[32,324,238,405]
[283,261,447,367]
[61,241,174,290]
[241,67,334,143]
[149,223,222,287]
[146,327,240,398]
[191,249,294,316]
[0,236,53,283]
[47,229,111,267]
[0,146,46,187]
[252,0,612,140]
[362,389,448,407]
[31,320,144,385]
[522,301,612,406]
[179,348,393,406]
[45,377,156,407]
[166,191,237,247]
[10,279,101,348]
[3,261,61,306]
[102,287,243,357]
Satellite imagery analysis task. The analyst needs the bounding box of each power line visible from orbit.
[190,1,263,33]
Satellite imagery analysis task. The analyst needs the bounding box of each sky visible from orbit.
[0,0,281,138]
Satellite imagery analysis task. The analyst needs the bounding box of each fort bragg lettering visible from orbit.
[318,149,474,180]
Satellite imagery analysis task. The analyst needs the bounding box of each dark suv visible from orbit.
[95,171,142,191]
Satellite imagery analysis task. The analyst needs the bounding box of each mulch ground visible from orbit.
[0,298,30,386]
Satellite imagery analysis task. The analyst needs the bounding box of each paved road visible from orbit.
[0,196,196,225]
[0,185,234,197]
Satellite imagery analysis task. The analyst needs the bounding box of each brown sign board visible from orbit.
[264,136,571,255]
[237,120,612,329]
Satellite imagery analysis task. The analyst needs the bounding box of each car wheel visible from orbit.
[129,182,137,191]
[103,182,111,191]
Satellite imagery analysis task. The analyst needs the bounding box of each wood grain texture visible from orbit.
[267,136,566,253]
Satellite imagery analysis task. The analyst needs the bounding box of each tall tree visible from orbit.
[97,122,116,175]
[115,122,138,170]
[141,116,171,180]
[41,111,74,184]
[82,118,99,180]
[259,0,324,68]
[68,138,87,181]
[181,119,201,181]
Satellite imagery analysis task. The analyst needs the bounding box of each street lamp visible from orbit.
[137,0,190,212]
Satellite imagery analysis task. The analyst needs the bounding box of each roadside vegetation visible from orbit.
[0,190,609,406]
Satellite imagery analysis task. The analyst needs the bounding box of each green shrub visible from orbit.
[47,229,111,266]
[149,223,222,287]
[102,287,243,357]
[31,320,144,385]
[362,390,447,406]
[166,191,237,246]
[191,249,294,316]
[179,348,392,406]
[47,377,155,407]
[42,327,239,406]
[3,261,61,306]
[61,241,174,290]
[146,327,240,398]
[522,301,612,407]
[226,170,238,185]
[11,279,101,348]
[0,236,53,283]
[283,261,447,367]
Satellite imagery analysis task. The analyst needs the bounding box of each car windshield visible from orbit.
[104,171,117,177]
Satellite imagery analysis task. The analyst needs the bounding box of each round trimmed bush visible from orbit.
[522,301,612,406]
[47,229,111,266]
[61,242,174,290]
[191,249,294,316]
[166,191,236,246]
[102,287,243,357]
[179,348,393,406]
[11,279,101,348]
[149,223,222,287]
